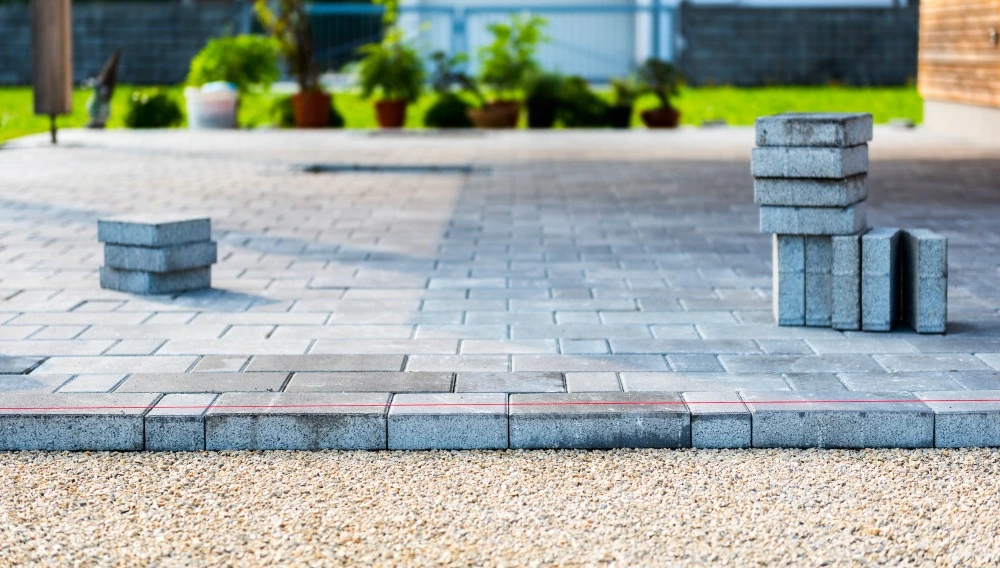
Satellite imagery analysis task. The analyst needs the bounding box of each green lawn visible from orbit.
[0,85,922,144]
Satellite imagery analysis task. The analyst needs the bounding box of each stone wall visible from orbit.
[0,3,243,85]
[677,4,919,86]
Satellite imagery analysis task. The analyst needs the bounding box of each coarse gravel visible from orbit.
[1,449,999,566]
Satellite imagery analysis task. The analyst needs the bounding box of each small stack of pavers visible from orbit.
[97,215,217,294]
[753,113,947,333]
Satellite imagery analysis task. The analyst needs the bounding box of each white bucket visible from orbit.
[184,84,238,129]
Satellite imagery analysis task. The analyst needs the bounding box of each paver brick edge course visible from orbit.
[2,391,1000,450]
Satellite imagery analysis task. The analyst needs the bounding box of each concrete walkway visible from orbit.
[0,127,998,450]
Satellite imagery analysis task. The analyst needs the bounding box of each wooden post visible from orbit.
[31,0,73,144]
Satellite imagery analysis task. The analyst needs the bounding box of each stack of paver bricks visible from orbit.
[753,113,947,333]
[97,215,217,294]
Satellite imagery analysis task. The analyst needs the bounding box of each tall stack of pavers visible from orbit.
[98,215,217,294]
[753,113,947,333]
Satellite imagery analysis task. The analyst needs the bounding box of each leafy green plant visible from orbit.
[524,71,564,103]
[610,77,640,107]
[356,29,425,102]
[477,14,548,100]
[557,76,610,128]
[254,0,321,92]
[186,35,279,94]
[637,58,683,109]
[124,89,183,128]
[271,95,344,128]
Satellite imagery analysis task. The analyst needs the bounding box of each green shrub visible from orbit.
[124,89,183,128]
[557,77,610,128]
[356,28,424,102]
[478,14,548,100]
[270,95,345,128]
[424,93,472,128]
[186,35,280,94]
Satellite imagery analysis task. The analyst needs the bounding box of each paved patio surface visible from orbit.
[0,127,998,449]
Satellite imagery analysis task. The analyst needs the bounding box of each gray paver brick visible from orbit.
[104,241,218,273]
[755,113,873,147]
[205,392,389,450]
[100,266,212,295]
[0,392,158,450]
[861,228,901,331]
[455,372,563,393]
[115,372,288,393]
[388,393,507,450]
[753,174,868,207]
[831,234,862,330]
[245,355,405,372]
[285,372,453,393]
[98,215,211,247]
[145,393,217,451]
[916,391,1000,448]
[741,391,933,448]
[682,391,751,449]
[760,203,867,236]
[509,392,690,449]
[901,229,948,334]
[751,145,868,178]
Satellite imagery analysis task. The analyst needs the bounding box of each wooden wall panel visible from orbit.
[918,0,1000,107]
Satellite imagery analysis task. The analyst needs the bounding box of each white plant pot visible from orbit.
[184,87,238,129]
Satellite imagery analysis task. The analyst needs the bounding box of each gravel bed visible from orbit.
[1,449,998,566]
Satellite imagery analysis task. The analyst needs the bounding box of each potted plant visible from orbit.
[557,76,610,128]
[524,72,563,129]
[424,51,481,128]
[185,35,279,129]
[356,28,424,128]
[470,14,547,129]
[607,77,638,129]
[255,0,329,128]
[637,58,683,129]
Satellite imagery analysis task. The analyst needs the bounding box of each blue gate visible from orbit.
[307,2,678,83]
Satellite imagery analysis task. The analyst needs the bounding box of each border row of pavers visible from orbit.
[1,390,998,451]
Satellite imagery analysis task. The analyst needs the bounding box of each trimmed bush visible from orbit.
[124,90,183,128]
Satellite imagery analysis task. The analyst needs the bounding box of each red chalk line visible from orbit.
[0,398,998,412]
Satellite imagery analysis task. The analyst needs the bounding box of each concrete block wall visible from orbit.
[678,5,918,86]
[0,3,241,85]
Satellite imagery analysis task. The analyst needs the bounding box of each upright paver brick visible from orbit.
[751,145,868,179]
[759,203,867,235]
[805,236,833,327]
[901,229,947,334]
[741,391,933,448]
[205,392,389,450]
[832,234,863,330]
[861,228,901,331]
[754,174,868,208]
[916,391,1000,448]
[97,215,211,247]
[145,393,216,451]
[104,241,218,273]
[773,235,805,326]
[755,113,874,148]
[0,392,157,450]
[388,393,507,450]
[682,391,751,449]
[508,392,690,449]
[100,266,212,295]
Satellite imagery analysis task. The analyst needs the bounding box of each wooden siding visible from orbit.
[919,0,1000,108]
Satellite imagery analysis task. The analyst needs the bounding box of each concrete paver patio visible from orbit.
[0,127,998,449]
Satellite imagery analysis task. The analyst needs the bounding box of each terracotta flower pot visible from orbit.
[640,106,681,129]
[292,90,331,128]
[467,101,520,129]
[375,99,408,128]
[607,104,633,129]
